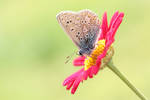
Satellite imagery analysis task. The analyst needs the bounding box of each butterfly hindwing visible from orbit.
[57,10,100,55]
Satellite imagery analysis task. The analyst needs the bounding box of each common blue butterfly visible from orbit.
[56,10,100,56]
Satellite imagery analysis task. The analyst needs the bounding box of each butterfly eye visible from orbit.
[79,51,82,56]
[78,32,80,34]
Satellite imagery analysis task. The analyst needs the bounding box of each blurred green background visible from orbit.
[0,0,150,100]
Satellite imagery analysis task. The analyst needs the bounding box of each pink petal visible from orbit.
[71,78,81,94]
[111,13,124,38]
[88,68,93,78]
[108,11,119,30]
[82,70,89,80]
[99,12,108,40]
[63,68,83,86]
[66,80,74,90]
[110,12,124,30]
[73,56,85,66]
[97,12,124,61]
[91,64,100,75]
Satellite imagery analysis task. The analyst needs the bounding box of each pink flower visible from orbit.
[63,11,124,94]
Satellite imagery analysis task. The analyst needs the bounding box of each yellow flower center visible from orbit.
[84,39,105,70]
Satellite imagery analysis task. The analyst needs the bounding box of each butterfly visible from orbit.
[56,9,100,56]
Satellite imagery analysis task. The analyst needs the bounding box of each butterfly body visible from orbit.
[56,10,100,56]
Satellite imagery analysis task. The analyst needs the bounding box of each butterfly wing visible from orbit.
[56,11,81,48]
[56,10,100,55]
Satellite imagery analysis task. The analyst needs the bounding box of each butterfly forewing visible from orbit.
[57,10,100,55]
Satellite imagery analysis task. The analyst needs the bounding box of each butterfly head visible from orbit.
[78,48,93,56]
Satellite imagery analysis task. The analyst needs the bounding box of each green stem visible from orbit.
[106,60,148,100]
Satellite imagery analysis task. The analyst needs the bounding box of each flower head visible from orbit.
[63,11,124,94]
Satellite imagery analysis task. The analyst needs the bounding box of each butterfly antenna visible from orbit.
[65,51,77,64]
